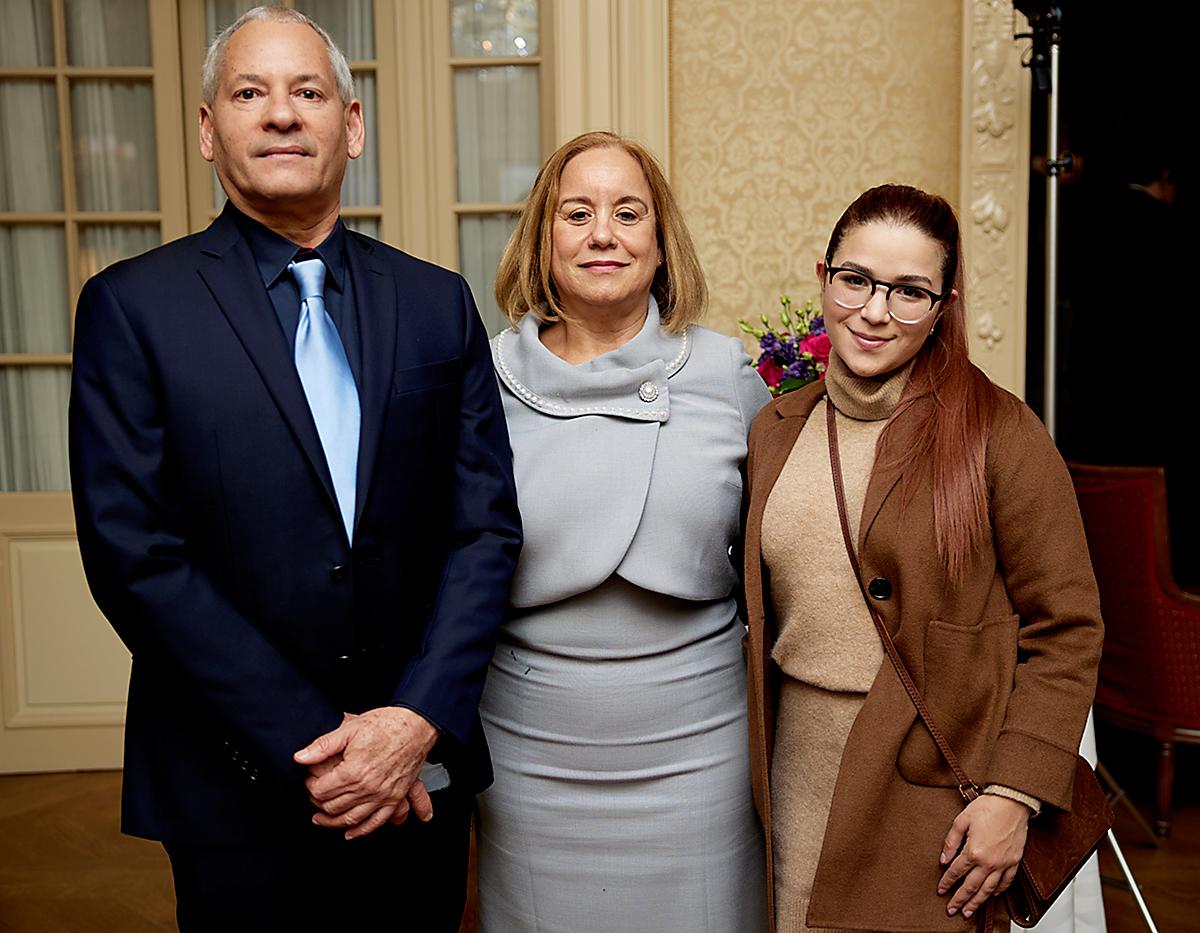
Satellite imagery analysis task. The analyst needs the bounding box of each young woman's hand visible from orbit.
[936,794,1032,919]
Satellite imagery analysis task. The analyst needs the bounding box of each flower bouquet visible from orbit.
[739,296,830,397]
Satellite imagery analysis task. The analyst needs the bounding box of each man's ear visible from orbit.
[345,99,365,160]
[199,104,215,163]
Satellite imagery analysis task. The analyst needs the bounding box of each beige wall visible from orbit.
[669,0,963,338]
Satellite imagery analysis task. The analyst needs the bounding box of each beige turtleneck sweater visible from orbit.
[762,353,908,933]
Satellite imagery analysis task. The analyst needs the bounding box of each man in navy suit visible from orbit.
[68,7,520,928]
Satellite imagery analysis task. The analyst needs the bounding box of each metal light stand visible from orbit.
[1014,6,1159,931]
[1014,1,1071,443]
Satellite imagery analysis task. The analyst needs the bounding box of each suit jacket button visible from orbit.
[329,564,347,582]
[868,576,892,600]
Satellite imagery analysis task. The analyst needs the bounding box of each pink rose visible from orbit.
[799,332,831,367]
[756,357,784,387]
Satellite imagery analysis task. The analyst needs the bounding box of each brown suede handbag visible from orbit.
[825,400,1112,930]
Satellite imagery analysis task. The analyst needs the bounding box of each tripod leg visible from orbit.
[1105,830,1160,933]
[1096,761,1160,847]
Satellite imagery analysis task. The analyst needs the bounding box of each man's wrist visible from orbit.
[373,705,439,751]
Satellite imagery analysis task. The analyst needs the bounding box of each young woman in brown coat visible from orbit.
[743,185,1103,932]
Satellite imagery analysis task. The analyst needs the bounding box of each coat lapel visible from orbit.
[747,382,825,551]
[858,458,905,553]
[752,382,916,554]
[345,231,397,535]
[856,397,930,551]
[195,211,340,516]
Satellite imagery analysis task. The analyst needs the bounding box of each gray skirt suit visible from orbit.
[476,300,771,932]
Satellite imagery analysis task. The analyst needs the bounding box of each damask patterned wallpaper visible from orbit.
[670,0,963,338]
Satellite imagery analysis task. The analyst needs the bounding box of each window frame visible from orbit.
[0,0,187,369]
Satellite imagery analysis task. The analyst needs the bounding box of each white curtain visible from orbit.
[454,65,538,335]
[343,72,378,207]
[344,218,378,239]
[0,369,72,491]
[1,3,68,492]
[0,220,71,492]
[0,0,157,492]
[0,0,53,66]
[454,66,540,203]
[65,0,149,67]
[206,0,255,40]
[70,79,158,211]
[460,214,517,336]
[296,0,373,58]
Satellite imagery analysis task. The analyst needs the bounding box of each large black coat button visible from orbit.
[329,564,347,582]
[867,576,892,600]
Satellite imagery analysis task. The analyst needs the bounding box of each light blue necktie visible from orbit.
[289,257,360,539]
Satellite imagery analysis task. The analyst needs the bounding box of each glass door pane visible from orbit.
[65,0,150,66]
[0,0,54,66]
[0,367,71,491]
[71,80,159,211]
[0,81,63,211]
[451,0,539,56]
[343,72,378,206]
[459,213,517,335]
[0,226,69,354]
[454,66,540,203]
[295,0,374,58]
[76,224,160,283]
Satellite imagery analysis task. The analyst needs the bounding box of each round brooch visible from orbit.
[638,380,659,403]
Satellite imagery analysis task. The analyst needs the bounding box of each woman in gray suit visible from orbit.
[475,132,771,932]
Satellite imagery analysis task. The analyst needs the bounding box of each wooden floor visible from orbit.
[1095,724,1200,932]
[0,771,174,932]
[0,734,1195,932]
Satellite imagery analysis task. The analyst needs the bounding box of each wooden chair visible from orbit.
[1068,462,1200,836]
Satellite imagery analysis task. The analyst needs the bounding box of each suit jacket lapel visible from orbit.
[195,211,340,514]
[345,232,397,534]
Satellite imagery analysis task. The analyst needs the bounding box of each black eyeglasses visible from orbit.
[824,265,949,325]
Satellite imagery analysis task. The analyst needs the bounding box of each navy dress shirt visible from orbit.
[231,205,363,386]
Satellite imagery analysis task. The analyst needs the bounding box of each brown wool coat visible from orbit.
[743,378,1104,932]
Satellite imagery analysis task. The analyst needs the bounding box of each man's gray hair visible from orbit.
[201,5,355,105]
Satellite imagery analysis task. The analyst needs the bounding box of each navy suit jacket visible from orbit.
[69,207,521,845]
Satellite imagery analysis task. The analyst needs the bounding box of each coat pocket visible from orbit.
[896,613,1020,787]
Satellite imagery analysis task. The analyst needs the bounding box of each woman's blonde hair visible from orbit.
[494,131,707,335]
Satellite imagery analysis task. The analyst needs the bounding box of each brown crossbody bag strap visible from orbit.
[824,398,983,802]
[826,398,1000,931]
